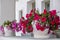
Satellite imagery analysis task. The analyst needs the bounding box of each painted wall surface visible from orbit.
[1,0,15,25]
[0,0,2,25]
[35,0,42,13]
[16,0,28,22]
[27,1,33,13]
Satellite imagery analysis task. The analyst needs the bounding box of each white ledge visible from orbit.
[0,36,60,40]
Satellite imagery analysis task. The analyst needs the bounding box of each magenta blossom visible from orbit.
[6,25,11,30]
[26,13,32,19]
[36,22,41,30]
[36,22,45,31]
[54,16,59,24]
[0,26,4,32]
[22,28,26,34]
[16,23,22,32]
[50,10,56,16]
[34,13,40,20]
[43,9,47,15]
[41,17,47,22]
[27,25,33,32]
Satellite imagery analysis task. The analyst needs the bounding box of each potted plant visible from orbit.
[32,9,60,38]
[20,9,60,38]
[3,20,15,36]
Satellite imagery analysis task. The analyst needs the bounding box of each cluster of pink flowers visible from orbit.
[1,9,60,34]
[2,20,22,32]
[20,9,60,34]
[20,17,33,34]
[11,20,22,32]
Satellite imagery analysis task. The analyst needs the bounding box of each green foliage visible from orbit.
[3,20,11,27]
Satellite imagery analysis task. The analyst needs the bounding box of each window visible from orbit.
[19,10,23,19]
[41,0,50,12]
[27,0,35,13]
[32,2,35,9]
[45,1,50,12]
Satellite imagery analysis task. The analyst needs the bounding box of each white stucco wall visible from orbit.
[16,0,28,22]
[0,0,2,25]
[36,0,50,13]
[27,1,33,13]
[0,0,15,25]
[50,0,60,10]
[35,0,41,13]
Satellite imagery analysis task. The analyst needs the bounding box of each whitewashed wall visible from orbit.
[0,0,15,25]
[0,0,2,25]
[27,1,33,13]
[35,0,43,13]
[16,0,28,22]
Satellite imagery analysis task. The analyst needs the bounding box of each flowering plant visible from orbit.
[3,20,22,32]
[20,9,60,34]
[20,17,33,34]
[34,9,60,34]
[3,20,11,27]
[3,20,12,30]
[11,20,22,32]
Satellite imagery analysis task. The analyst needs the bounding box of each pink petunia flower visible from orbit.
[26,13,32,19]
[41,17,47,22]
[22,28,26,34]
[50,10,56,16]
[36,22,45,31]
[27,25,33,32]
[43,9,47,15]
[50,20,55,26]
[34,13,40,20]
[54,16,59,24]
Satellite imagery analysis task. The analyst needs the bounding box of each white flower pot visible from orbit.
[33,29,50,38]
[4,27,15,36]
[32,21,50,38]
[0,30,4,36]
[15,31,22,36]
